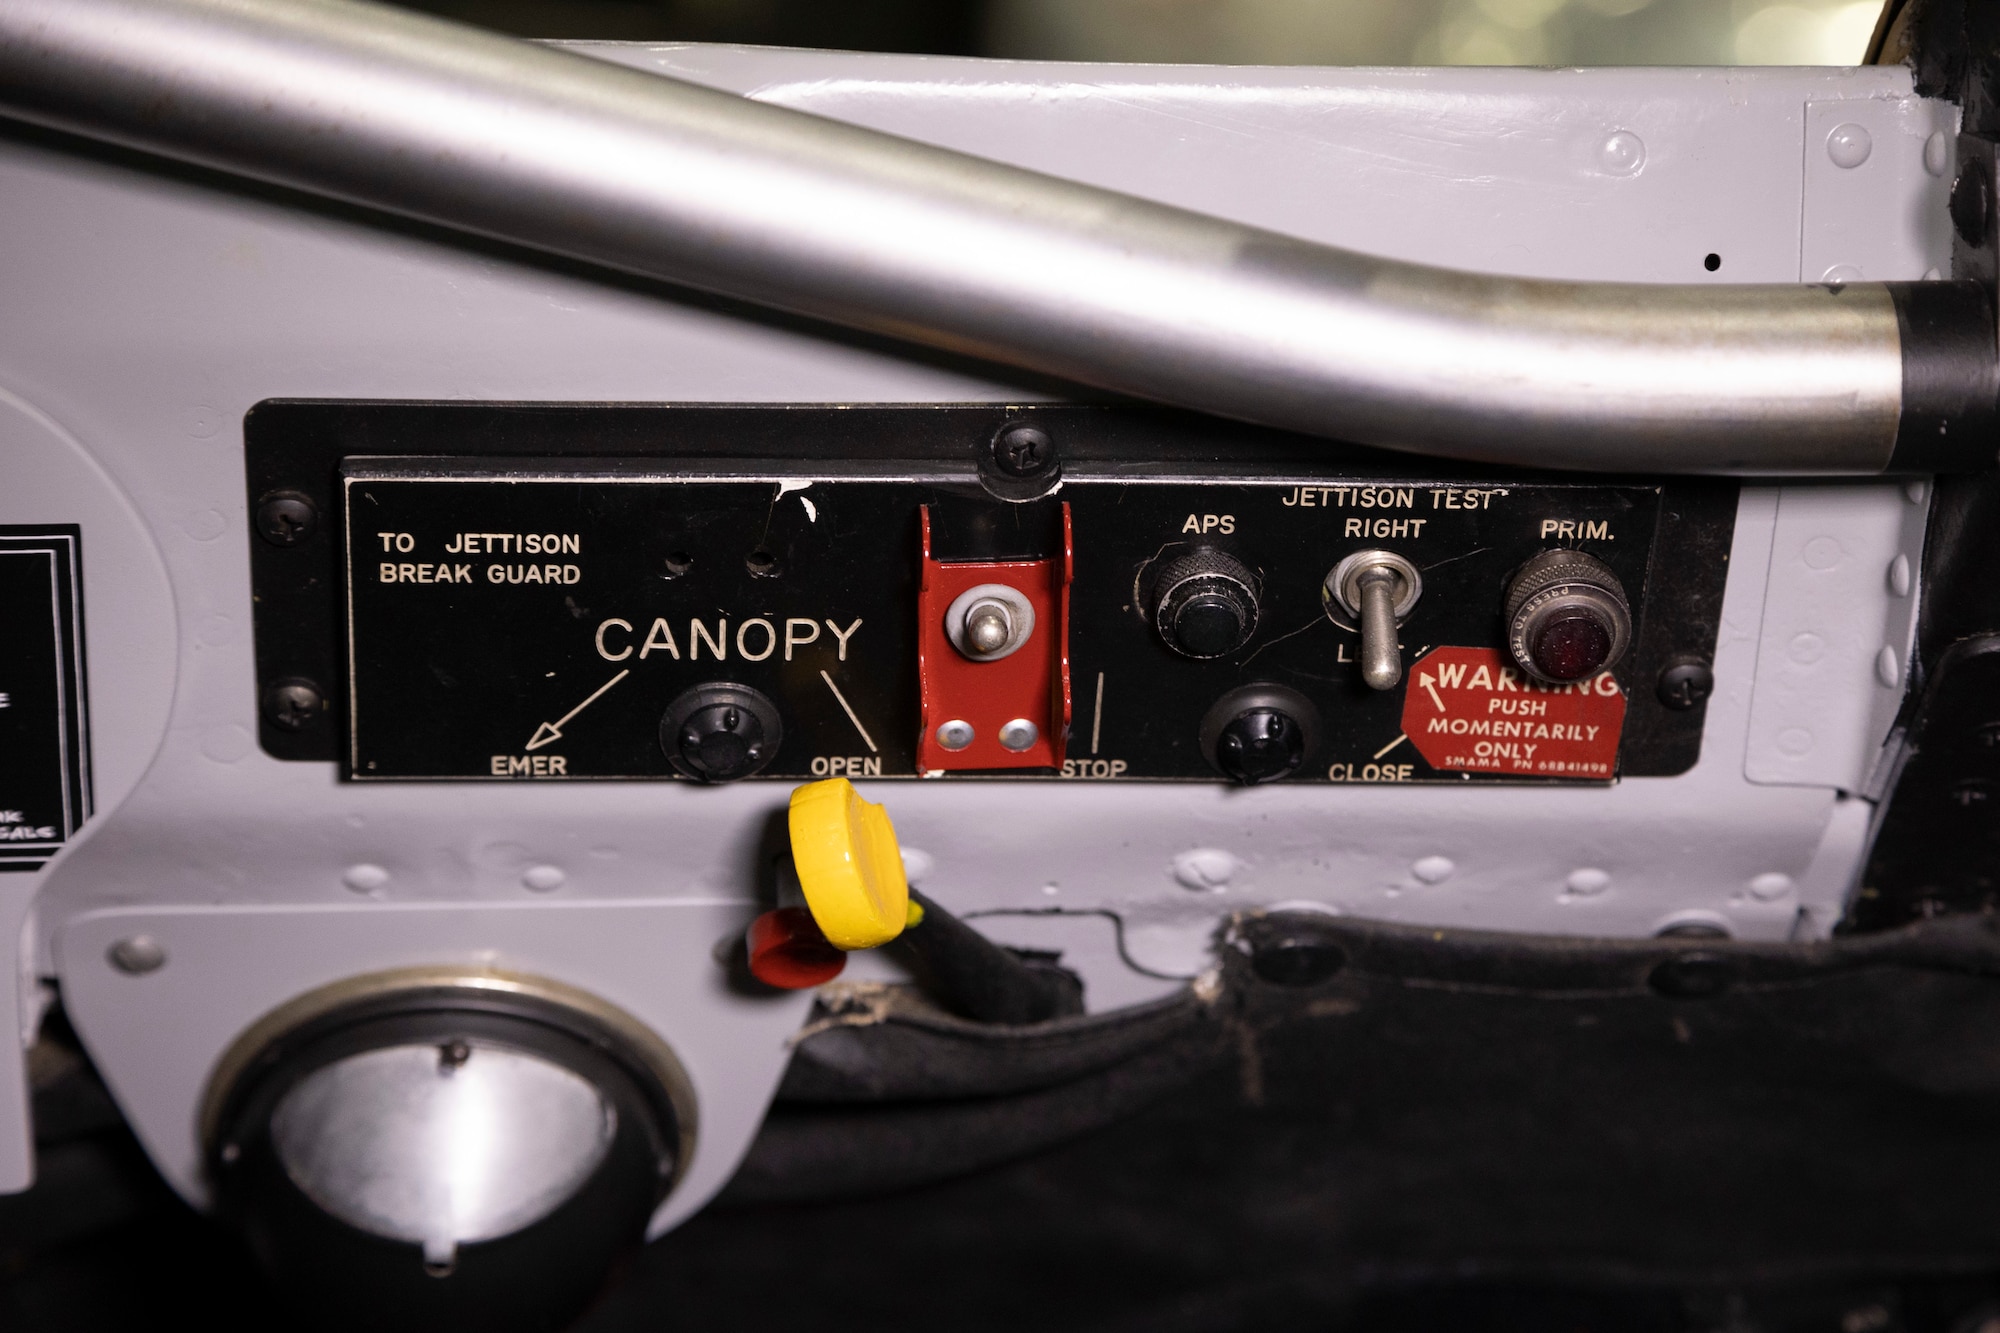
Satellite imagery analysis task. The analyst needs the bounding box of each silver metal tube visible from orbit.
[0,0,1936,473]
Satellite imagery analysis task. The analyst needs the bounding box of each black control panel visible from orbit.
[0,526,90,869]
[247,403,1735,785]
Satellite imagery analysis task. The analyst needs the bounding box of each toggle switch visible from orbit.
[1325,551,1423,690]
[944,582,1036,661]
[916,505,1071,773]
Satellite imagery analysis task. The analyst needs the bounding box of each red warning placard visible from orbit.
[1401,646,1625,779]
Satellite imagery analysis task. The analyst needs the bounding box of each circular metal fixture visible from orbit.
[660,682,783,782]
[1502,549,1632,685]
[1151,548,1260,659]
[1198,684,1322,786]
[935,719,975,751]
[206,969,690,1333]
[943,583,1035,662]
[269,1041,616,1270]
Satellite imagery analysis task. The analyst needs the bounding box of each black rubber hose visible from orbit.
[897,890,1083,1025]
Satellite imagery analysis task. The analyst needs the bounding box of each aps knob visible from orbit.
[1153,548,1260,659]
[1503,549,1632,685]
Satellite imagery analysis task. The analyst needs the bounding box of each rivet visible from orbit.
[342,863,389,894]
[107,936,166,975]
[1565,867,1611,896]
[936,719,974,751]
[1777,728,1814,756]
[1802,536,1842,570]
[1411,856,1455,884]
[1887,553,1913,597]
[1819,264,1863,285]
[1788,632,1825,665]
[1875,645,1902,689]
[1173,848,1239,891]
[1924,129,1950,177]
[1747,872,1794,901]
[1825,122,1872,169]
[521,864,566,892]
[998,718,1039,752]
[1597,130,1645,177]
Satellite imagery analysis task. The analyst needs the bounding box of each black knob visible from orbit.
[660,684,783,782]
[1215,710,1306,784]
[1153,548,1260,659]
[1503,549,1632,685]
[1198,685,1320,786]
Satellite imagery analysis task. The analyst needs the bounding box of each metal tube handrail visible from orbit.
[0,0,1989,473]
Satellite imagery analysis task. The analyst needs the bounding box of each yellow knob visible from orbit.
[787,778,910,950]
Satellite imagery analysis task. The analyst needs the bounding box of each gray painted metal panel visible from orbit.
[0,49,1949,1220]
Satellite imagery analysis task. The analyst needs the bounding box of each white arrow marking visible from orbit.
[820,670,877,753]
[1372,733,1409,760]
[525,669,630,751]
[1418,671,1446,712]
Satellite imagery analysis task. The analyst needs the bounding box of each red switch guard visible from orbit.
[916,504,1072,773]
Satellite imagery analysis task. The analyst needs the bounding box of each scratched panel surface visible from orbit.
[342,460,1672,784]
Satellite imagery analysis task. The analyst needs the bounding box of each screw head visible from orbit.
[998,718,1039,751]
[1250,935,1346,987]
[1648,951,1733,999]
[936,719,975,751]
[263,680,325,731]
[1953,157,1994,246]
[107,935,166,975]
[1656,658,1715,711]
[255,491,318,547]
[991,424,1054,478]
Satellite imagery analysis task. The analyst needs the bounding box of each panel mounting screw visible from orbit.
[1952,156,1993,247]
[991,424,1054,478]
[1655,658,1715,711]
[936,719,975,751]
[254,491,318,547]
[263,679,326,731]
[107,936,166,975]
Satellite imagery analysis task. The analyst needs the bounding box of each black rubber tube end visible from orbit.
[1889,280,2000,473]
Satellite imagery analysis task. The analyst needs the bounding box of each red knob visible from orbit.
[746,907,846,989]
